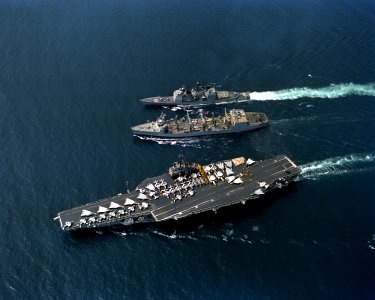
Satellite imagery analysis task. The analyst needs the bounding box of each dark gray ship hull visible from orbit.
[55,155,300,232]
[140,94,251,107]
[132,123,267,138]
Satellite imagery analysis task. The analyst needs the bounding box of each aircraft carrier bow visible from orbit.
[55,155,300,231]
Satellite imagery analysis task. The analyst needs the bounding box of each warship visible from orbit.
[55,154,300,231]
[140,82,251,106]
[131,109,268,138]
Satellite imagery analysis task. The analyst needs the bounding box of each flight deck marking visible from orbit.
[255,156,286,169]
[258,160,291,175]
[153,194,217,218]
[154,183,255,220]
[152,181,242,218]
[152,188,223,217]
[262,161,290,174]
[269,166,295,178]
[157,199,216,221]
[249,163,287,179]
[226,186,245,195]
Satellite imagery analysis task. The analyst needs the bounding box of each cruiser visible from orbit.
[131,109,268,139]
[55,154,300,231]
[140,82,251,106]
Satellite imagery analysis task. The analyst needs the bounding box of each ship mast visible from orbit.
[186,110,191,124]
[199,109,204,123]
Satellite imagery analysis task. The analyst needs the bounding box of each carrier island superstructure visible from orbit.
[55,154,300,231]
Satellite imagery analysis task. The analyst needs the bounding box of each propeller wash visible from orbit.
[300,152,375,180]
[250,83,375,101]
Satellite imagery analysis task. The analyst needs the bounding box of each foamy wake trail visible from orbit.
[135,135,202,147]
[250,83,375,101]
[301,153,375,179]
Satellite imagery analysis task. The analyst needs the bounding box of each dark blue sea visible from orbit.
[1,0,375,299]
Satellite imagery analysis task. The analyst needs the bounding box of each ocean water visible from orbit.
[0,0,374,299]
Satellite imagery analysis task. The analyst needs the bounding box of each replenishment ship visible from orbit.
[131,109,268,139]
[140,82,251,106]
[55,155,300,231]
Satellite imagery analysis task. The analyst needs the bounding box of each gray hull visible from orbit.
[55,155,300,232]
[132,123,267,138]
[140,95,251,107]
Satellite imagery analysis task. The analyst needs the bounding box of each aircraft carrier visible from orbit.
[140,82,251,106]
[131,109,268,139]
[55,154,300,231]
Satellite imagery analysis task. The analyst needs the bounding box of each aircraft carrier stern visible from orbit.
[55,155,300,232]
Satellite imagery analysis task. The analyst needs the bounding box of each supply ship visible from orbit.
[140,82,251,106]
[131,109,268,139]
[55,154,300,231]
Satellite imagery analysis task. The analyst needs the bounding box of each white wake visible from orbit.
[250,82,375,101]
[301,152,375,179]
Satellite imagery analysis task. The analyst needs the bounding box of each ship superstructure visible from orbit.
[131,109,268,138]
